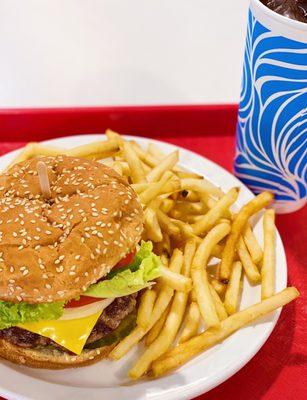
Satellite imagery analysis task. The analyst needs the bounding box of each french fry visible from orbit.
[151,287,299,377]
[137,289,157,328]
[129,284,188,379]
[178,301,200,343]
[224,261,242,315]
[182,239,197,277]
[105,129,124,147]
[133,179,180,197]
[160,198,175,214]
[199,195,231,219]
[172,214,201,224]
[66,140,119,158]
[7,143,36,167]
[146,151,179,183]
[140,160,152,174]
[132,143,159,168]
[175,170,203,179]
[153,233,171,256]
[171,219,196,241]
[243,223,263,265]
[237,237,261,284]
[131,183,152,194]
[144,208,163,242]
[160,253,169,267]
[181,178,224,199]
[110,160,124,176]
[179,190,200,202]
[211,243,224,259]
[261,210,276,299]
[104,160,131,176]
[33,143,67,157]
[159,266,192,292]
[139,172,177,205]
[192,188,238,235]
[220,192,274,281]
[192,222,231,328]
[156,209,180,236]
[209,284,228,320]
[145,304,171,346]
[110,249,183,360]
[170,201,205,217]
[123,141,146,183]
[208,276,227,297]
[147,143,165,160]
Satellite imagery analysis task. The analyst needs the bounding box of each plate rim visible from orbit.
[0,134,287,400]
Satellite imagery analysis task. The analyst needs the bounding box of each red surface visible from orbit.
[0,106,306,400]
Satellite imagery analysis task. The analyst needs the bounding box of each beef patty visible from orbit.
[0,294,137,352]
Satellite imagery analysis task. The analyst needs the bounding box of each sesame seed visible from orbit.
[45,284,51,289]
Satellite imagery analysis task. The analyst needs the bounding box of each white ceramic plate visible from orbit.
[0,135,287,400]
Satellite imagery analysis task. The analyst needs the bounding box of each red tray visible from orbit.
[0,106,305,400]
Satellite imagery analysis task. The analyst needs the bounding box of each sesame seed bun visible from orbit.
[0,336,116,369]
[0,155,144,304]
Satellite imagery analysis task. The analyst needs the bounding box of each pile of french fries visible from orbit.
[9,131,299,379]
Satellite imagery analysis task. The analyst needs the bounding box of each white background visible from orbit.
[0,0,249,107]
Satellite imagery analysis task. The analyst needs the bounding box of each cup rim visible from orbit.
[252,0,307,31]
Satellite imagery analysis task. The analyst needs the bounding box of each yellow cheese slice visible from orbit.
[18,312,101,355]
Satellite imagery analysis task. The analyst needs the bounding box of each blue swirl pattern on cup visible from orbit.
[235,10,307,209]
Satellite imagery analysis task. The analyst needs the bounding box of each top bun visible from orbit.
[0,155,143,304]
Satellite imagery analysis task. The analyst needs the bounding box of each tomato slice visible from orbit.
[65,296,102,308]
[114,249,136,268]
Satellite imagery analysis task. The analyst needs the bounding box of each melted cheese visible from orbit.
[18,312,101,355]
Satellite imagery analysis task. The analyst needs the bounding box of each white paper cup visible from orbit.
[234,0,307,213]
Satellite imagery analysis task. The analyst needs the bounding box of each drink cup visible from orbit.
[235,0,307,213]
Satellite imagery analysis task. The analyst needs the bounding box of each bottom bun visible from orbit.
[0,338,116,369]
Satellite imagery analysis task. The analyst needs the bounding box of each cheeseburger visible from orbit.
[0,155,161,368]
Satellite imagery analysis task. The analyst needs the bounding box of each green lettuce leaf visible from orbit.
[0,301,64,330]
[84,241,162,298]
